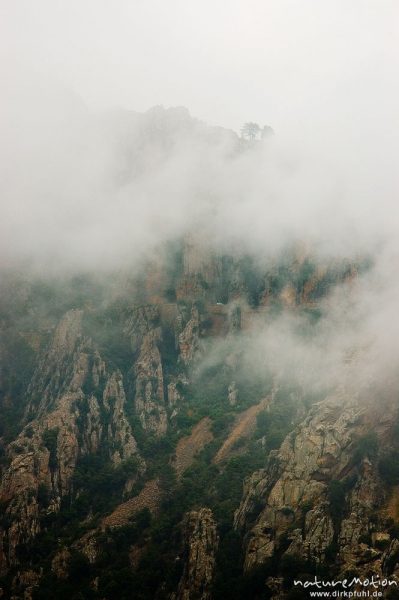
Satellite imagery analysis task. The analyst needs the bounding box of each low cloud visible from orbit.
[1,2,398,400]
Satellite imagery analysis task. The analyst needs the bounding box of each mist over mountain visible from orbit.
[1,61,398,273]
[1,2,399,599]
[0,101,399,599]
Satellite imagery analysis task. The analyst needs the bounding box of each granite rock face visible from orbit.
[124,305,169,436]
[178,306,201,366]
[234,391,398,583]
[173,508,219,600]
[237,396,358,569]
[134,327,167,436]
[0,309,142,574]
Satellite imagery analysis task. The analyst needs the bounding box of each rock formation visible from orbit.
[174,508,219,600]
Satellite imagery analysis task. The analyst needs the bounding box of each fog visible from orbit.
[2,1,398,132]
[1,1,399,397]
[1,1,398,267]
[1,86,397,269]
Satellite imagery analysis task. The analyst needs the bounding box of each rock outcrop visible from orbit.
[125,305,168,436]
[235,392,396,582]
[0,309,142,574]
[178,306,201,366]
[173,508,219,600]
[236,395,356,568]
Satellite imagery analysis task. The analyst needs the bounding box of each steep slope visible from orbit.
[0,239,394,600]
[0,309,142,577]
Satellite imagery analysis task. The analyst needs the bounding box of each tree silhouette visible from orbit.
[261,125,274,138]
[240,122,261,140]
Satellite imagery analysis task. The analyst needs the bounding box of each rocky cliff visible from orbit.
[173,508,219,600]
[0,245,396,600]
[234,389,399,591]
[0,309,143,578]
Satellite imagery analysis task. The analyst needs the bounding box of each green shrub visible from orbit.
[379,451,399,485]
[42,428,59,470]
[353,432,379,463]
[328,480,346,524]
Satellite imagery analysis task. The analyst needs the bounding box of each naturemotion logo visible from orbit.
[294,575,398,598]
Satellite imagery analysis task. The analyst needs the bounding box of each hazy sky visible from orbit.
[2,0,398,132]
